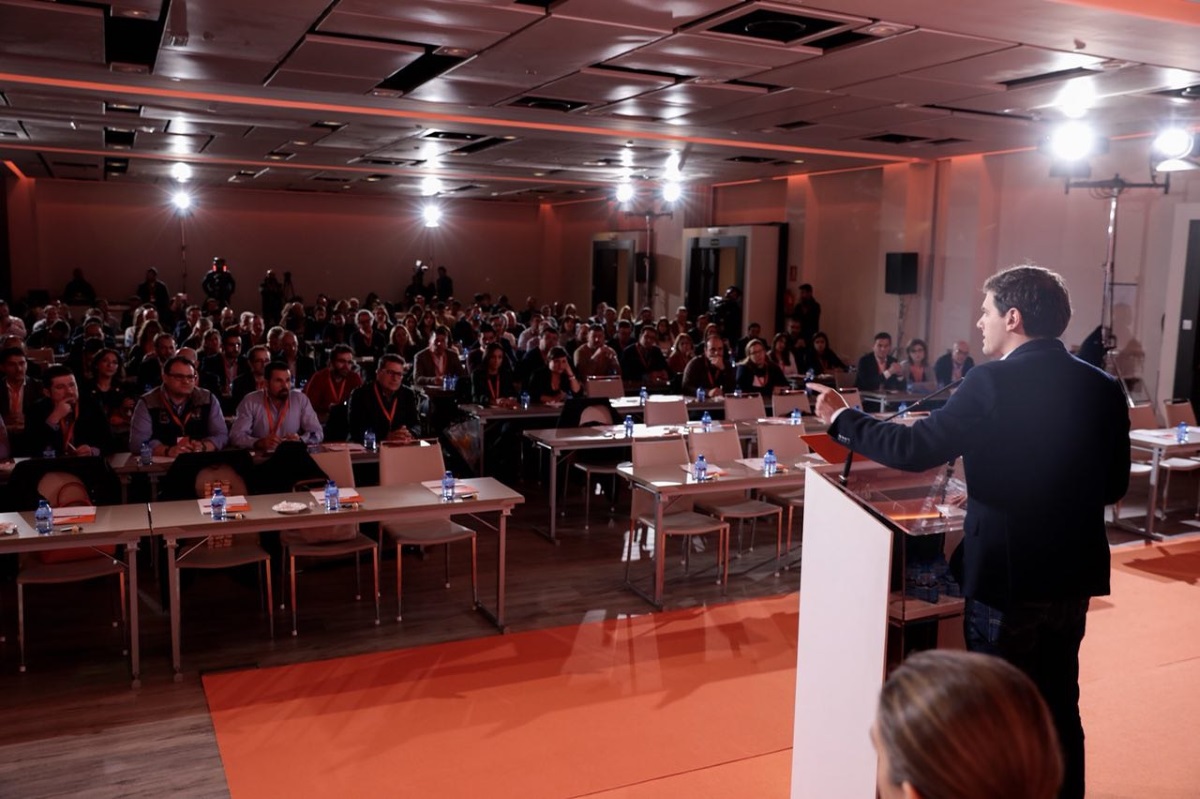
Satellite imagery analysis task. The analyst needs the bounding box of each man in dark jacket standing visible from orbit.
[813,265,1129,799]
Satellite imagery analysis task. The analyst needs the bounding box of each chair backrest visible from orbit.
[585,377,624,398]
[838,388,863,411]
[834,371,856,388]
[1129,404,1159,430]
[379,441,445,485]
[686,426,742,463]
[194,464,248,498]
[1162,399,1197,427]
[311,448,355,487]
[772,392,811,417]
[631,437,692,517]
[757,424,811,462]
[724,394,766,421]
[644,397,688,426]
[37,472,91,507]
[579,405,612,427]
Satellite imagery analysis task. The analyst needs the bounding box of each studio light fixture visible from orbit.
[1152,127,1194,159]
[615,182,635,203]
[1048,122,1100,162]
[170,161,192,182]
[423,203,442,228]
[661,181,682,203]
[420,176,443,196]
[171,191,192,211]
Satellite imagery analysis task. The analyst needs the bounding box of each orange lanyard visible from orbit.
[328,373,348,405]
[61,413,76,449]
[263,394,289,438]
[159,387,191,433]
[373,384,397,428]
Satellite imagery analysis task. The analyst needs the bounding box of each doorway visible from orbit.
[1174,219,1200,407]
[685,235,746,322]
[591,239,636,314]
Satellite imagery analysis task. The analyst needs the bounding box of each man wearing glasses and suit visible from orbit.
[347,354,420,445]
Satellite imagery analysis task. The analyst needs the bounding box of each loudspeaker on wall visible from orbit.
[885,252,918,295]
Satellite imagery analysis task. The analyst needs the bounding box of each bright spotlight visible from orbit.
[1153,127,1194,159]
[661,181,682,203]
[1048,122,1098,162]
[171,191,192,211]
[422,204,442,227]
[170,162,192,182]
[615,182,634,203]
[420,176,443,196]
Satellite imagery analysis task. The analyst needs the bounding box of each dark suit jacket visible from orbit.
[347,382,421,441]
[934,352,975,387]
[854,353,904,391]
[26,395,115,456]
[830,338,1129,608]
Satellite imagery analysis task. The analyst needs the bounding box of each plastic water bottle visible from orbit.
[441,470,456,501]
[624,414,635,437]
[363,429,377,452]
[898,402,909,417]
[520,391,530,410]
[639,386,648,406]
[701,411,713,432]
[696,387,706,403]
[210,486,227,522]
[763,448,778,476]
[1177,421,1190,444]
[732,387,742,397]
[35,499,53,535]
[324,479,340,512]
[790,408,801,426]
[693,453,707,482]
[42,445,56,459]
[139,440,153,466]
[805,368,815,382]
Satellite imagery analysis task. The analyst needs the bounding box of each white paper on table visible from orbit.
[420,480,479,498]
[308,487,363,503]
[52,506,96,522]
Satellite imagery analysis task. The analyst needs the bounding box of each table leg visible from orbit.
[530,444,560,544]
[473,507,509,632]
[167,536,183,680]
[653,493,665,607]
[1146,447,1161,538]
[127,538,141,689]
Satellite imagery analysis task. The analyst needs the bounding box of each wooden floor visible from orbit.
[0,467,1183,799]
[0,469,798,799]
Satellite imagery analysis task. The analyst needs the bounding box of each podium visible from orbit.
[790,462,965,799]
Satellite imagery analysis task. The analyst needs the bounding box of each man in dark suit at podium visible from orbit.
[812,265,1129,799]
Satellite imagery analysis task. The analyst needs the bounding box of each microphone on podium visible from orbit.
[840,378,965,485]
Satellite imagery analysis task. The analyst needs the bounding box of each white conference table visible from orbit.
[149,479,524,677]
[616,458,812,608]
[525,417,825,542]
[1125,426,1200,540]
[1,504,152,686]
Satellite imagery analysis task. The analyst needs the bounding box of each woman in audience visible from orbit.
[734,337,789,396]
[525,345,582,404]
[769,333,801,380]
[371,304,392,338]
[385,324,419,363]
[654,318,673,355]
[83,347,133,430]
[805,331,847,374]
[873,650,1061,799]
[470,342,518,408]
[322,310,351,346]
[898,338,933,391]
[666,334,694,376]
[126,318,164,376]
[350,309,385,359]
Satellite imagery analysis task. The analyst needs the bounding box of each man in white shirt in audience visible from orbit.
[230,361,323,451]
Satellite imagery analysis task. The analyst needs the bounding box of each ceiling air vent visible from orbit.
[928,138,970,146]
[776,119,814,131]
[726,155,775,163]
[709,9,846,44]
[509,96,588,113]
[353,157,425,168]
[104,158,128,174]
[374,53,470,96]
[806,30,874,51]
[862,133,929,144]
[1001,67,1099,89]
[1153,84,1200,101]
[447,137,513,156]
[104,128,136,149]
[421,130,486,141]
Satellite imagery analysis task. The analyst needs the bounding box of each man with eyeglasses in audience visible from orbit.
[347,354,420,445]
[231,344,271,407]
[230,362,322,451]
[129,355,228,457]
[935,340,975,387]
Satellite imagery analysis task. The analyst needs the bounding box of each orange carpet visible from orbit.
[204,541,1200,798]
[1081,540,1200,799]
[203,596,799,799]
